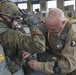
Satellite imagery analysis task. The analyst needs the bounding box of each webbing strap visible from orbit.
[0,28,9,34]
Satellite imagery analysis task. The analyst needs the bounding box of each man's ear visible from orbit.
[62,20,66,25]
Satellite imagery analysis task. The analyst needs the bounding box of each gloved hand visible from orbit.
[22,13,36,26]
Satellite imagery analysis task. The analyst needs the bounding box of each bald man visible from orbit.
[23,8,76,75]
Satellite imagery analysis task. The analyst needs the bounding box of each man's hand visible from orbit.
[22,13,35,26]
[22,51,31,59]
[28,60,39,70]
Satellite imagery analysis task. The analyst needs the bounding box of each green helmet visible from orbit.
[0,1,22,18]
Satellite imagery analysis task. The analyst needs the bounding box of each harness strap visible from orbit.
[0,28,9,34]
[48,32,52,48]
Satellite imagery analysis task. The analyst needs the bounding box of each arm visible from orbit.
[1,28,45,61]
[20,13,46,54]
[14,26,45,55]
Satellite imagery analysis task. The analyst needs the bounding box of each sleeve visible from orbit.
[58,32,76,73]
[35,25,76,74]
[15,25,45,54]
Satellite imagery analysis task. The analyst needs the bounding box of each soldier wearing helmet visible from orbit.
[0,0,22,28]
[0,1,45,75]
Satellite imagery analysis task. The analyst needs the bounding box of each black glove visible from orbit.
[22,13,36,26]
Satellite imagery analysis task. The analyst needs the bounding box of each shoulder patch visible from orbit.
[71,41,76,47]
[0,53,4,62]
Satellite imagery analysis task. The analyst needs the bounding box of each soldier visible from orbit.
[27,8,76,75]
[66,11,76,23]
[0,1,45,75]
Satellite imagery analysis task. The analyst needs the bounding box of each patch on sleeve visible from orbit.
[71,41,76,47]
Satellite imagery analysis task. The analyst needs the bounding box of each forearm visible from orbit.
[15,25,45,55]
[36,55,73,74]
[29,25,46,53]
[35,61,54,74]
[36,56,76,74]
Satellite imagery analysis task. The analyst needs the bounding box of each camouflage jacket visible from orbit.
[0,21,45,64]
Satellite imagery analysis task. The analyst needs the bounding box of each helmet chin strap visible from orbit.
[0,14,14,28]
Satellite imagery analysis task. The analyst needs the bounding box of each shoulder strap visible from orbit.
[61,21,76,34]
[60,21,76,41]
[0,28,9,34]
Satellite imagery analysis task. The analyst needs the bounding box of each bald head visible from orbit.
[45,8,65,24]
[45,8,66,33]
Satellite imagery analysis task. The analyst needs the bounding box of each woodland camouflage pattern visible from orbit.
[0,22,45,73]
[0,1,45,74]
[0,1,22,18]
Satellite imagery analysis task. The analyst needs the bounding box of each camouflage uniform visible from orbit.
[37,19,76,75]
[0,1,45,75]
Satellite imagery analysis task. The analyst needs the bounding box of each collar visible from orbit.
[56,19,68,37]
